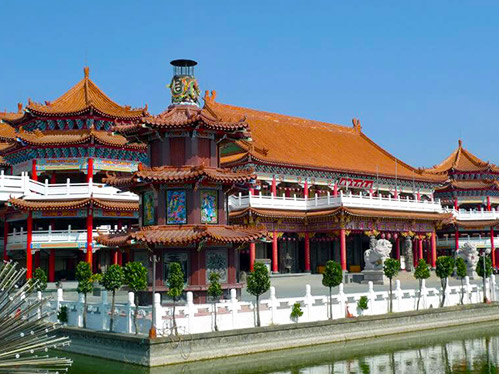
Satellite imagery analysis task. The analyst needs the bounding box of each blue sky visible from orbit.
[0,1,498,167]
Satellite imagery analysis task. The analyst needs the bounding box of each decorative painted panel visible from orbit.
[200,190,218,224]
[36,158,86,171]
[95,209,138,219]
[142,191,156,226]
[33,209,86,219]
[206,249,228,283]
[94,158,139,172]
[166,190,187,224]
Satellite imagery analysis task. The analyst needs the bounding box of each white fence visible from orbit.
[0,171,138,201]
[437,236,499,249]
[44,275,498,336]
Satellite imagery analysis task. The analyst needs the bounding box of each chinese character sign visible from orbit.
[143,191,155,226]
[167,190,187,224]
[200,190,218,224]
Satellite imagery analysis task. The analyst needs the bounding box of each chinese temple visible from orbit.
[423,140,499,266]
[0,67,146,280]
[98,60,266,302]
[0,60,497,287]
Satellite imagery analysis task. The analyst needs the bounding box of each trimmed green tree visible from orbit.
[476,255,493,303]
[414,259,430,310]
[123,261,148,335]
[322,260,343,320]
[166,262,185,335]
[247,262,271,327]
[100,264,124,332]
[32,268,48,292]
[76,261,93,328]
[207,272,223,332]
[435,256,455,307]
[383,258,400,313]
[455,257,467,305]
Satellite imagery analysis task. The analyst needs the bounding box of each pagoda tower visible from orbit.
[99,60,265,302]
[0,67,147,280]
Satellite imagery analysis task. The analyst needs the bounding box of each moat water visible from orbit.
[55,322,498,374]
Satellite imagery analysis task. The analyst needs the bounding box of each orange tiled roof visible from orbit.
[8,198,138,211]
[436,179,499,191]
[14,128,147,151]
[0,122,17,142]
[23,67,147,120]
[96,224,267,247]
[0,103,24,122]
[206,94,443,183]
[452,219,499,229]
[424,140,499,174]
[103,165,255,187]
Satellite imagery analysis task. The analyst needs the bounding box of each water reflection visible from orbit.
[60,322,498,374]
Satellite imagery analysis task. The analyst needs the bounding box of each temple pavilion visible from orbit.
[0,67,146,281]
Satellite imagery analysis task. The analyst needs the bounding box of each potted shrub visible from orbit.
[357,296,369,316]
[208,272,223,332]
[290,302,303,323]
[414,259,430,310]
[123,261,148,335]
[436,256,455,307]
[166,262,185,336]
[322,260,343,320]
[383,258,400,313]
[100,264,124,332]
[247,262,271,327]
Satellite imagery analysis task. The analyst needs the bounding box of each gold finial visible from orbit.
[84,66,90,79]
[458,139,462,147]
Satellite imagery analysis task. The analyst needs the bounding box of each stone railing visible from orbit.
[443,207,500,221]
[44,276,497,336]
[6,226,115,250]
[437,236,499,249]
[228,192,443,213]
[0,171,138,201]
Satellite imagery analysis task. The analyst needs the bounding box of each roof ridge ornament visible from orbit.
[352,118,362,133]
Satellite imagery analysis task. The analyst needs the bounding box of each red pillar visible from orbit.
[333,182,338,197]
[3,219,8,262]
[86,207,93,270]
[31,160,37,181]
[271,176,277,197]
[487,196,491,211]
[340,228,347,271]
[117,251,123,266]
[431,232,437,268]
[249,187,255,196]
[272,230,278,273]
[112,250,118,265]
[48,249,55,282]
[491,227,497,269]
[87,157,93,182]
[454,197,458,210]
[395,236,400,260]
[304,232,311,272]
[26,212,33,279]
[455,228,460,251]
[418,237,423,260]
[304,180,309,199]
[249,242,256,271]
[50,172,56,184]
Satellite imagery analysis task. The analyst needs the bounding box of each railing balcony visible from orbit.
[6,225,116,250]
[437,236,499,249]
[443,207,500,221]
[0,171,138,201]
[228,191,444,213]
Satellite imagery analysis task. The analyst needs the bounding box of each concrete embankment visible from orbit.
[57,302,499,367]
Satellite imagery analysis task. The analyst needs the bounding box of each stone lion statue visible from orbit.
[364,238,393,270]
[457,241,479,278]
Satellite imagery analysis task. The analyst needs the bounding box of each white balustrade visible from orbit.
[437,235,499,249]
[45,277,496,337]
[0,172,138,202]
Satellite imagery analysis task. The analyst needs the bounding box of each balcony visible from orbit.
[443,207,500,221]
[0,171,138,201]
[6,226,116,251]
[437,236,499,249]
[228,191,444,214]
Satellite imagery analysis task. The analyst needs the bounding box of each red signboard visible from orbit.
[338,177,374,189]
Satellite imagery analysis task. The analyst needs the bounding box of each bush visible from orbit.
[383,258,400,313]
[456,257,467,304]
[322,260,343,320]
[247,262,271,327]
[358,296,369,311]
[414,259,430,310]
[57,305,68,324]
[124,261,148,334]
[100,264,124,332]
[32,268,48,292]
[290,302,303,322]
[435,256,455,307]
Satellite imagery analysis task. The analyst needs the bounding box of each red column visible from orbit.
[249,242,256,271]
[304,180,309,199]
[86,207,93,270]
[340,228,347,271]
[31,160,37,181]
[304,232,311,272]
[418,237,423,260]
[487,196,491,211]
[249,187,255,196]
[333,183,338,197]
[272,230,278,273]
[117,251,123,266]
[26,212,33,279]
[112,250,118,265]
[395,236,400,260]
[491,227,497,269]
[3,219,8,261]
[271,176,277,197]
[455,228,460,251]
[50,172,56,184]
[48,249,55,282]
[431,232,437,268]
[454,197,458,210]
[87,157,93,183]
